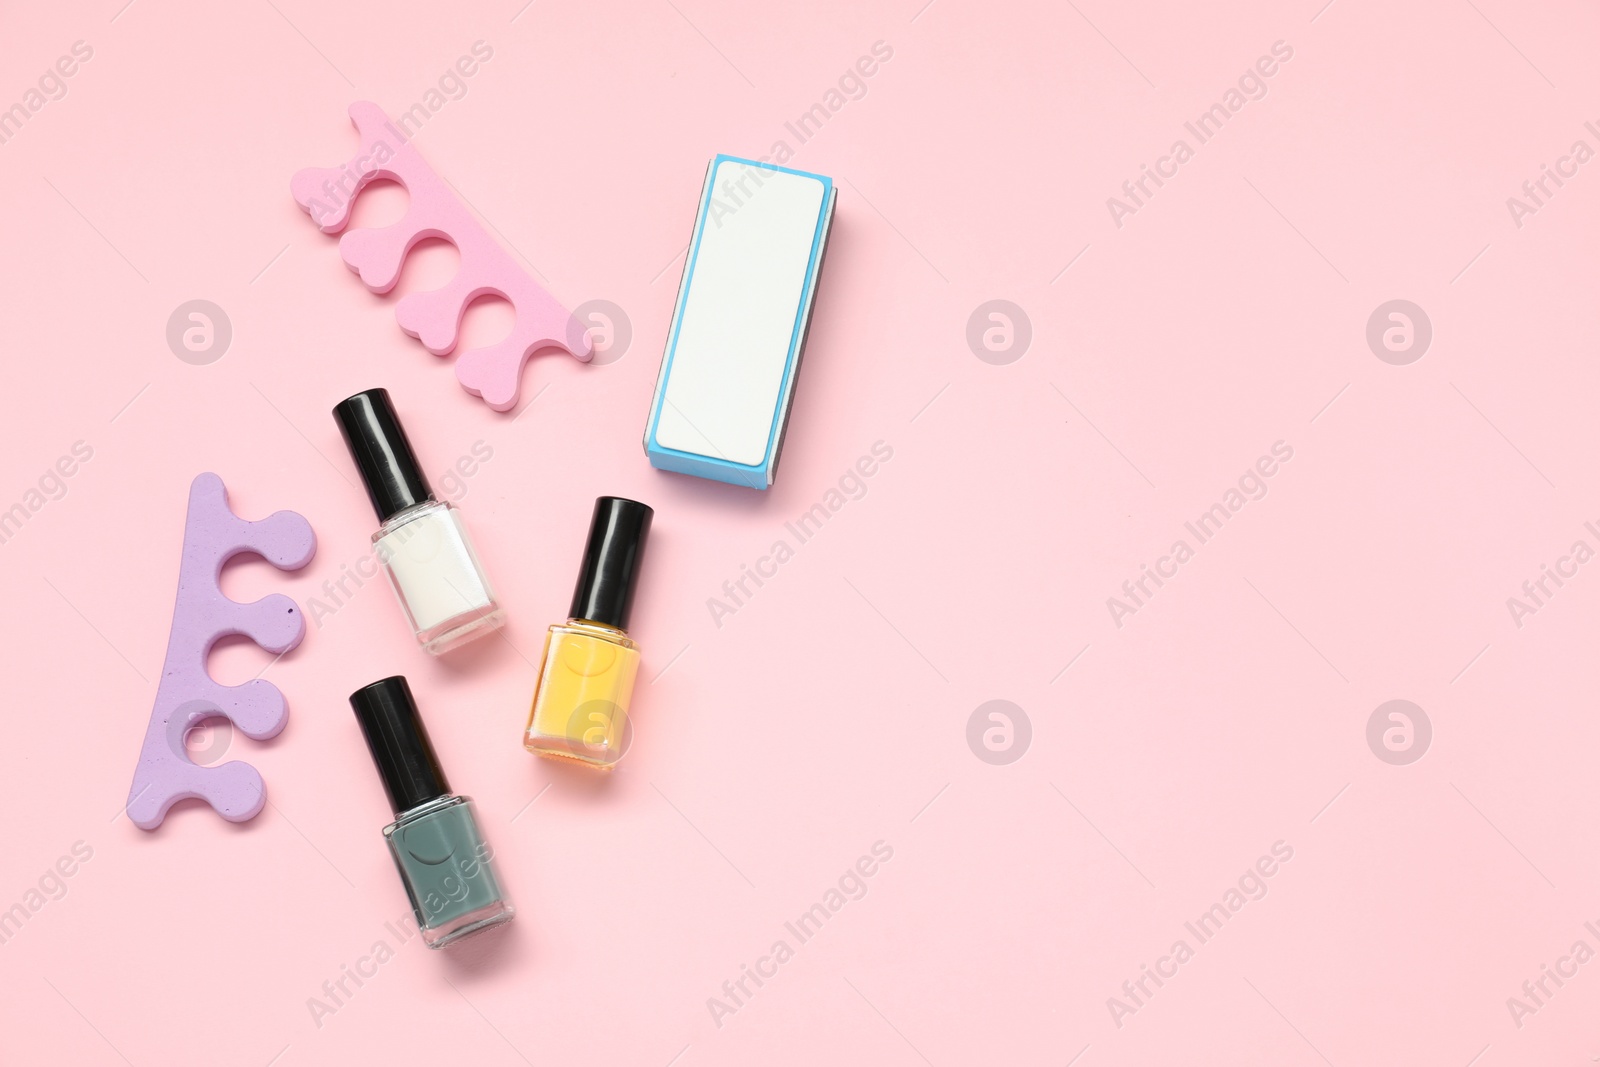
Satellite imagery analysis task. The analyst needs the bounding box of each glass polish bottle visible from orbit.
[349,676,514,948]
[524,497,653,769]
[333,388,504,655]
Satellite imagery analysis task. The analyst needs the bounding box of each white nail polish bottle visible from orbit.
[334,389,504,655]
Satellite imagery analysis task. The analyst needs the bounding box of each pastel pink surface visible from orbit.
[3,2,1600,1066]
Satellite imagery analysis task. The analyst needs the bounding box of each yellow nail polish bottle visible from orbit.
[524,497,653,768]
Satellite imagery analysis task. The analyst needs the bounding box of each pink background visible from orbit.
[2,0,1597,1063]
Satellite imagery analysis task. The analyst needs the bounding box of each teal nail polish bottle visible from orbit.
[350,676,514,948]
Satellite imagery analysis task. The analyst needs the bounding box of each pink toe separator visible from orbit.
[289,101,592,412]
[126,474,316,831]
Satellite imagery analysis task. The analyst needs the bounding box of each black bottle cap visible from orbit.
[332,388,434,523]
[568,496,653,631]
[349,676,451,816]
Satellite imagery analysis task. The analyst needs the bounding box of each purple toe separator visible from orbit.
[126,473,316,831]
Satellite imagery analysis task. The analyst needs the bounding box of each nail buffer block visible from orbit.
[644,155,836,489]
